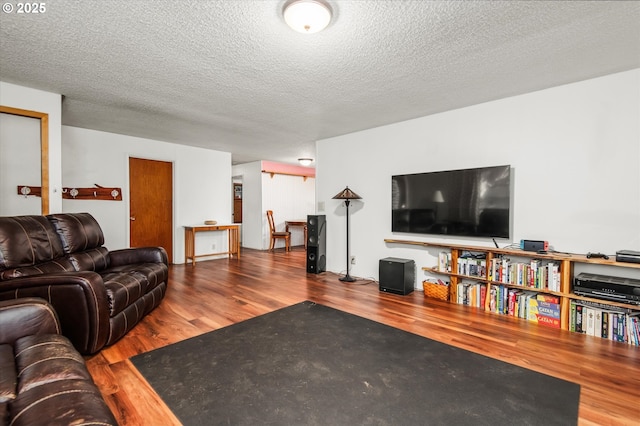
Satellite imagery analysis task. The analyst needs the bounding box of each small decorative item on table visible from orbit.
[204,220,217,225]
[423,279,450,301]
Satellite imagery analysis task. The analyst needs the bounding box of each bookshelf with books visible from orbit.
[384,238,640,345]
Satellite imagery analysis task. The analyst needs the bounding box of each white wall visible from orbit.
[62,126,232,263]
[316,69,640,285]
[0,81,63,212]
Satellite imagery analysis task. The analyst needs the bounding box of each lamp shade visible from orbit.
[433,190,445,203]
[283,0,332,34]
[332,186,362,200]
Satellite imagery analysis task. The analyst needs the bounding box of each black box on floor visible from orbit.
[379,257,415,295]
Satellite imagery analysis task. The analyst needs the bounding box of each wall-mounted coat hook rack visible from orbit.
[18,184,122,200]
[16,185,42,197]
[61,184,122,200]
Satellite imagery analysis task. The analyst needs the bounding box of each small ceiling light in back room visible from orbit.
[298,158,314,166]
[283,0,332,34]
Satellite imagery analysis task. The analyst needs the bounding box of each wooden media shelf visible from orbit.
[385,238,640,344]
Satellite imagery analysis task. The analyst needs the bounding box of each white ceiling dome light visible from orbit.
[283,0,332,34]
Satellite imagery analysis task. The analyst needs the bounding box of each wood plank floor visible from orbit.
[85,248,640,426]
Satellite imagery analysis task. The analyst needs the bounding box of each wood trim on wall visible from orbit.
[0,105,49,214]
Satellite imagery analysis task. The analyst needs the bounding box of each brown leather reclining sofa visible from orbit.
[0,212,168,354]
[0,298,117,425]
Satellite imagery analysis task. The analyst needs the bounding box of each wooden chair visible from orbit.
[266,210,291,251]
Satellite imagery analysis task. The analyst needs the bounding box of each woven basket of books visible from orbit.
[422,280,449,301]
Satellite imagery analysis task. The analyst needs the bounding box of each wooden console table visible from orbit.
[184,224,240,265]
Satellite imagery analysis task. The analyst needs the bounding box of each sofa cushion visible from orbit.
[0,216,65,271]
[101,263,168,316]
[0,344,16,403]
[10,332,118,425]
[47,213,105,254]
[0,258,76,281]
[105,263,168,291]
[0,402,7,425]
[0,299,117,425]
[102,271,149,316]
[14,334,89,394]
[68,247,110,272]
[10,379,117,426]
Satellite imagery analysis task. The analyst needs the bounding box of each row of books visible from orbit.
[437,252,562,292]
[454,282,561,328]
[457,256,487,278]
[570,300,640,345]
[488,257,561,291]
[456,282,486,308]
[439,251,488,276]
[437,251,452,273]
[453,281,639,342]
[487,286,561,328]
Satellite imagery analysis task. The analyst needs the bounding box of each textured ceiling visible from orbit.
[1,1,639,165]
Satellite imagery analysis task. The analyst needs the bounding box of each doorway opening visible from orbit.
[233,178,242,224]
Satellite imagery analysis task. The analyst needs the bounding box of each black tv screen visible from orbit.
[392,165,511,238]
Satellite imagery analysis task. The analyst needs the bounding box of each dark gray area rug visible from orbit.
[130,301,580,425]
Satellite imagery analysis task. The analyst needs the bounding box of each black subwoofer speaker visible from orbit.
[379,257,415,295]
[306,215,326,273]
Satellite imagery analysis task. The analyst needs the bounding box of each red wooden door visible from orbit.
[129,157,173,263]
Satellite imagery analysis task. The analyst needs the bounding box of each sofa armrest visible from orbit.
[0,298,60,345]
[0,272,110,354]
[109,246,168,266]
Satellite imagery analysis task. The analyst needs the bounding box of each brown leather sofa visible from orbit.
[0,298,117,425]
[0,213,168,354]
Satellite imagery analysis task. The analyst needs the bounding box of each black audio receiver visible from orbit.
[574,273,640,304]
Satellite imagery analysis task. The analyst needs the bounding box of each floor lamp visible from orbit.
[332,186,362,282]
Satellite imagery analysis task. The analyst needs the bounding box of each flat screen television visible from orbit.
[392,165,511,238]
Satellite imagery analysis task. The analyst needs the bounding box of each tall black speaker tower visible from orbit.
[306,215,326,273]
